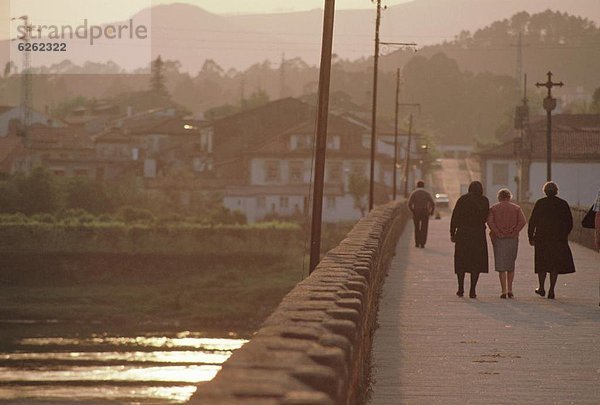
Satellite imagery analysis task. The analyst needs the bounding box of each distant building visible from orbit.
[438,143,474,159]
[0,105,65,137]
[478,114,600,206]
[214,98,413,222]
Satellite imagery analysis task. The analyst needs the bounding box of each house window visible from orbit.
[327,162,343,183]
[327,135,341,150]
[326,196,336,210]
[290,134,313,150]
[280,196,289,208]
[289,161,304,183]
[265,161,280,182]
[257,196,266,209]
[492,163,509,186]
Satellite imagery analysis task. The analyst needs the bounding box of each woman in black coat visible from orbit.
[450,181,490,298]
[528,181,575,299]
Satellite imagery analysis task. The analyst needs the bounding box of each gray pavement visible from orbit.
[369,215,600,404]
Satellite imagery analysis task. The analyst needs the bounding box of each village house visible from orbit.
[478,114,600,207]
[0,105,65,137]
[214,98,412,222]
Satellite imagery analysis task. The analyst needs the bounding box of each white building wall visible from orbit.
[483,159,519,201]
[529,162,600,207]
[483,159,600,207]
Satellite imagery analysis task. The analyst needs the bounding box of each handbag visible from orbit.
[581,205,596,229]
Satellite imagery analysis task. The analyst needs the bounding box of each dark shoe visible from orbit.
[500,294,507,299]
[547,291,555,299]
[420,244,425,248]
[535,288,545,297]
[469,292,477,299]
[456,290,464,297]
[507,292,514,299]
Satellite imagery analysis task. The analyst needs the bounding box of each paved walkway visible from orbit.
[370,216,600,404]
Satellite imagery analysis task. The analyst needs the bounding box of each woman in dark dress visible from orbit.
[450,181,490,298]
[528,181,575,299]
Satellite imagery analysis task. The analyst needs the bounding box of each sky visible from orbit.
[152,0,414,15]
[1,0,413,40]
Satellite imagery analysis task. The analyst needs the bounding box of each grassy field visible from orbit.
[0,219,353,341]
[0,252,307,338]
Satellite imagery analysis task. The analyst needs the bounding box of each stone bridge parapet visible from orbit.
[189,200,408,405]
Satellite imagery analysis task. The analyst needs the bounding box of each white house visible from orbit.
[213,98,426,223]
[478,114,600,207]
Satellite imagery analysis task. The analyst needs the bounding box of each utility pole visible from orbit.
[367,0,417,209]
[309,0,335,274]
[393,103,421,198]
[535,71,563,181]
[514,74,530,202]
[515,32,523,92]
[404,113,414,198]
[368,0,382,212]
[392,68,400,200]
[12,15,33,138]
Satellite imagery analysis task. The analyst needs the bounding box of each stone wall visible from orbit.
[189,200,408,405]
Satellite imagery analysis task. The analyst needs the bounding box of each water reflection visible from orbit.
[0,334,247,403]
[1,351,231,364]
[0,385,198,403]
[0,365,221,383]
[19,337,247,351]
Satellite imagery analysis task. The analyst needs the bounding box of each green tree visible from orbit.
[15,168,59,215]
[64,178,113,214]
[590,88,600,113]
[0,180,21,213]
[150,55,168,96]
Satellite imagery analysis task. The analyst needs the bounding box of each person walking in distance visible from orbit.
[408,180,435,248]
[528,181,575,300]
[450,181,490,298]
[486,188,527,299]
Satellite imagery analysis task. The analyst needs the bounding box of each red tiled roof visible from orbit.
[129,117,206,136]
[480,114,600,160]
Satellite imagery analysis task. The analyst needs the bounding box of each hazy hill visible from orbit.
[3,0,600,73]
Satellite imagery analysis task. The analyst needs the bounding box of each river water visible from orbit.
[0,325,246,403]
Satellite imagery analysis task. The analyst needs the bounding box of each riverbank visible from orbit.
[0,252,305,341]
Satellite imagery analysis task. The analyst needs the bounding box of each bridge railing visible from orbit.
[189,200,408,405]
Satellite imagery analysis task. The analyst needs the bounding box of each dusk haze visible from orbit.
[0,0,599,403]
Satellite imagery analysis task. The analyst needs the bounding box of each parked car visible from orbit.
[434,193,450,207]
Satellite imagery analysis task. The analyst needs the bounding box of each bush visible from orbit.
[0,213,29,224]
[31,213,56,224]
[117,206,155,224]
